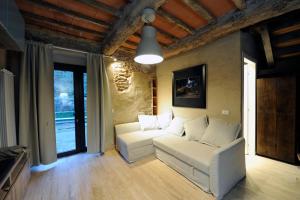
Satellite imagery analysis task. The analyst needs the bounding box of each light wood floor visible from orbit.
[24,150,300,200]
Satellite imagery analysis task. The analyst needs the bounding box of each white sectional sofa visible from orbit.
[115,116,246,199]
[153,134,245,200]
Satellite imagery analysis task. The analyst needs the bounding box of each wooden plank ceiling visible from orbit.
[16,0,300,60]
[251,10,300,67]
[269,11,300,61]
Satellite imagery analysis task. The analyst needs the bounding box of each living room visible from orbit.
[0,0,299,200]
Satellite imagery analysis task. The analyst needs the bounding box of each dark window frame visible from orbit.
[54,63,87,158]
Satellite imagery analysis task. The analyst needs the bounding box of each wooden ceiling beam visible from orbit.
[231,0,246,10]
[136,28,175,45]
[77,0,120,17]
[155,32,174,45]
[155,27,180,40]
[25,20,103,42]
[273,23,300,35]
[25,26,102,53]
[21,11,105,36]
[164,0,300,58]
[102,0,167,56]
[279,51,300,58]
[17,0,109,35]
[23,0,110,28]
[122,42,137,50]
[125,40,139,46]
[181,0,213,21]
[275,38,300,48]
[118,46,136,54]
[157,10,194,35]
[275,45,300,56]
[257,26,274,65]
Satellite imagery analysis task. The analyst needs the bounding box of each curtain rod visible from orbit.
[53,46,114,59]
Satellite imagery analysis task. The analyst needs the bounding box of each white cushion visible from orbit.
[165,117,186,136]
[117,130,166,150]
[184,116,208,141]
[117,130,166,162]
[157,112,172,129]
[200,118,241,147]
[138,115,159,131]
[153,134,217,173]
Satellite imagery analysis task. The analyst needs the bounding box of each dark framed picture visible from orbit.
[172,64,206,108]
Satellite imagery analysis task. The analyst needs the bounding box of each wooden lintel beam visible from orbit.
[257,26,274,65]
[157,10,194,35]
[181,0,213,21]
[77,0,120,17]
[231,0,246,10]
[164,0,300,59]
[25,27,102,53]
[25,0,110,27]
[102,0,167,56]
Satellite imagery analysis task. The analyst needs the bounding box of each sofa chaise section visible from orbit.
[115,122,166,162]
[153,134,246,200]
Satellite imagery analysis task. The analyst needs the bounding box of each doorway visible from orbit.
[243,57,256,155]
[54,63,87,157]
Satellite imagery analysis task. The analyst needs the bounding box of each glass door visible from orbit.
[54,63,87,157]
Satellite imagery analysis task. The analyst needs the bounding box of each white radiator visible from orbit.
[0,69,16,147]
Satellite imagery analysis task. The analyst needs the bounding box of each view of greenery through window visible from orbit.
[54,71,87,153]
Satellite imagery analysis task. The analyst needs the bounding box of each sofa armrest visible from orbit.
[209,137,246,200]
[115,122,141,135]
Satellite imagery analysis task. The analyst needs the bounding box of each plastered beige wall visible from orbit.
[157,32,242,122]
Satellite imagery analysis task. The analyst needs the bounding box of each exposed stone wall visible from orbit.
[106,59,155,125]
[111,62,132,92]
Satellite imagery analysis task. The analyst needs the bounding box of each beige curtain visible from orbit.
[87,53,113,153]
[19,41,57,165]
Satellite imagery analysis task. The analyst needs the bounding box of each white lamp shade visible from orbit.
[134,25,164,65]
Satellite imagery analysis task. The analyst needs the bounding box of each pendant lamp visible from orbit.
[134,8,164,65]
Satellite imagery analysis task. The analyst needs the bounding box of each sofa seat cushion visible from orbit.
[153,134,217,174]
[117,130,166,150]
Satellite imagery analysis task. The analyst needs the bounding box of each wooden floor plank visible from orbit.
[24,150,300,200]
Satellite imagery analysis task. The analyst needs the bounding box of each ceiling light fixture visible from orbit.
[134,8,164,65]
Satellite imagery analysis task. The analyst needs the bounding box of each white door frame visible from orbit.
[243,56,257,156]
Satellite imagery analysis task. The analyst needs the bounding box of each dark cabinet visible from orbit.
[256,76,299,164]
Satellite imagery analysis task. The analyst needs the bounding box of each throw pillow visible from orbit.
[184,115,208,141]
[166,117,187,136]
[200,118,241,147]
[138,115,159,131]
[157,112,172,129]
